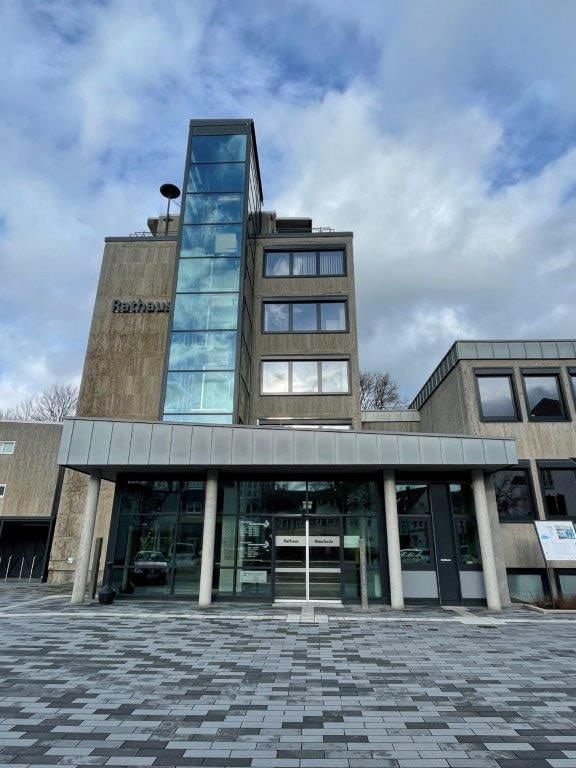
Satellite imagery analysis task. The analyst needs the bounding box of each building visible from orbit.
[2,118,575,609]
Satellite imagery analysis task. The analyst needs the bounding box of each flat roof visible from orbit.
[410,339,576,410]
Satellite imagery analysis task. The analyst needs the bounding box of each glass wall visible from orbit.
[110,479,205,597]
[164,128,253,424]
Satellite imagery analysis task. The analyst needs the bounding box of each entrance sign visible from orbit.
[535,521,576,561]
[309,535,339,547]
[275,535,305,547]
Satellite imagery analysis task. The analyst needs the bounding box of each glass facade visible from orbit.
[261,360,350,394]
[493,468,535,521]
[264,249,346,277]
[476,375,518,420]
[163,124,261,424]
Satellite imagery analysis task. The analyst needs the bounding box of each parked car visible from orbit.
[132,551,169,585]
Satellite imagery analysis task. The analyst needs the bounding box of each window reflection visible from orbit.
[165,371,234,413]
[168,331,236,371]
[542,469,576,517]
[399,519,431,563]
[396,484,430,515]
[184,193,244,224]
[176,258,240,293]
[477,376,518,420]
[181,224,242,258]
[493,469,535,520]
[524,375,565,419]
[173,294,239,331]
[187,163,245,193]
[190,134,247,163]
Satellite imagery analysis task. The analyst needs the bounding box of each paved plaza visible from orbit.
[2,585,576,767]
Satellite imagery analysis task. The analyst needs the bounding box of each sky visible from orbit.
[1,0,576,407]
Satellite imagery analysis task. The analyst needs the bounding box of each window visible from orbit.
[190,134,247,163]
[187,163,245,193]
[493,468,535,521]
[165,371,235,413]
[541,468,576,518]
[168,331,236,371]
[263,301,347,333]
[173,294,238,331]
[264,249,345,277]
[261,360,350,395]
[258,419,353,430]
[475,374,519,420]
[180,224,243,259]
[523,373,568,421]
[449,483,481,568]
[507,570,548,604]
[0,485,5,499]
[184,193,244,225]
[0,442,15,455]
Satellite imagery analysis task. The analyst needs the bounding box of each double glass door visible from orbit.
[274,516,341,602]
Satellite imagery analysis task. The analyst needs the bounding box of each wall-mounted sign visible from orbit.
[535,521,576,561]
[112,299,171,314]
[309,536,339,547]
[276,535,305,547]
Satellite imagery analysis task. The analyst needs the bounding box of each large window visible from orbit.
[523,373,568,421]
[492,468,535,521]
[475,373,519,421]
[0,442,15,455]
[541,467,576,518]
[449,483,481,568]
[264,249,345,277]
[261,360,349,394]
[263,301,347,333]
[397,484,432,565]
[507,570,548,604]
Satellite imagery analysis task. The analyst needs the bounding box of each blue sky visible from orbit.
[1,0,576,407]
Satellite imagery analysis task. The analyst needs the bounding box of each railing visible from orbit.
[1,553,39,581]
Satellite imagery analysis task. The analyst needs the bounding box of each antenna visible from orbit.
[159,183,181,235]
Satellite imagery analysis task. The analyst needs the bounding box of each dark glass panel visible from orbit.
[187,163,245,193]
[396,484,431,515]
[493,469,535,520]
[292,303,318,331]
[342,567,382,599]
[477,376,517,419]
[164,371,234,413]
[173,294,238,331]
[172,516,203,596]
[524,375,565,419]
[190,134,247,163]
[449,483,474,516]
[542,469,576,517]
[180,224,242,258]
[265,252,290,276]
[308,482,338,514]
[399,519,432,563]
[263,303,289,332]
[340,481,378,515]
[176,258,240,293]
[320,302,346,331]
[184,193,244,224]
[168,331,236,371]
[454,518,481,566]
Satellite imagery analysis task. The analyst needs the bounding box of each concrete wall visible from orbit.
[0,422,62,519]
[250,235,362,427]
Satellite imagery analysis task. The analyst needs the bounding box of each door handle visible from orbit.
[440,558,452,563]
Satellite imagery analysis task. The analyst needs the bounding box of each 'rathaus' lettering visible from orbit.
[112,299,171,314]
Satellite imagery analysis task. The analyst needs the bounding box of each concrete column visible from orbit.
[383,469,404,609]
[71,472,101,605]
[472,469,501,611]
[199,469,218,607]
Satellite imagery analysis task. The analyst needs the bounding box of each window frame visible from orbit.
[539,461,576,520]
[521,368,570,423]
[0,484,5,499]
[473,368,521,423]
[507,568,550,604]
[0,442,15,455]
[263,248,347,278]
[261,299,348,334]
[492,461,537,524]
[260,358,351,396]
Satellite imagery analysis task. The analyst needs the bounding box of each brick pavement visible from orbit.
[1,583,576,767]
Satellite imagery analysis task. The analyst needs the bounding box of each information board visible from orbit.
[535,520,576,561]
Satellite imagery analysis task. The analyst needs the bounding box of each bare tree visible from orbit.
[360,371,405,410]
[0,383,78,422]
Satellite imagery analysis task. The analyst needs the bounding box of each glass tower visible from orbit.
[162,121,261,424]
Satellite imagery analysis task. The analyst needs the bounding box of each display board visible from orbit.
[535,520,576,561]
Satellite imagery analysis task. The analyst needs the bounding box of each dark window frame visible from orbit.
[260,358,351,396]
[507,567,550,604]
[492,461,537,523]
[262,299,349,334]
[539,463,576,519]
[263,248,347,278]
[473,368,521,422]
[521,368,570,422]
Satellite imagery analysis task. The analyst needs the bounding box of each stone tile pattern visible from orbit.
[1,586,576,766]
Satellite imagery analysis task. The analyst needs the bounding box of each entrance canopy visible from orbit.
[58,418,517,481]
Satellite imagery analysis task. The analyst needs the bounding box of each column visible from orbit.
[383,469,404,609]
[472,468,502,611]
[71,472,101,605]
[199,469,218,607]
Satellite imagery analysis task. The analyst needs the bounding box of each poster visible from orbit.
[535,520,576,561]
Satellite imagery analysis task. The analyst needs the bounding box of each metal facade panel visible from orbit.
[87,420,113,464]
[149,424,172,465]
[252,428,274,465]
[398,435,421,464]
[440,437,464,465]
[128,423,152,465]
[211,428,233,465]
[273,429,294,465]
[508,341,527,358]
[190,426,212,465]
[293,430,314,466]
[170,426,193,465]
[377,434,399,465]
[68,420,94,464]
[356,433,378,464]
[232,428,253,465]
[315,431,335,465]
[483,439,508,465]
[109,422,133,465]
[419,436,442,465]
[558,341,576,358]
[57,419,74,465]
[335,432,356,465]
[461,437,485,465]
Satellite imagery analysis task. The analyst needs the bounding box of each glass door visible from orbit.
[274,517,307,600]
[308,517,341,601]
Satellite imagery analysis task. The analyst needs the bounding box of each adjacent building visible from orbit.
[1,118,574,609]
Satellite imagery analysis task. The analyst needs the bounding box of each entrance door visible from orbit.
[274,517,341,602]
[429,484,462,605]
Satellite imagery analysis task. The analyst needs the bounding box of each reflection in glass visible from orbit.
[168,331,236,371]
[493,469,534,520]
[184,193,244,224]
[308,482,338,515]
[524,375,564,419]
[190,134,247,163]
[321,360,349,392]
[396,484,430,515]
[237,516,272,567]
[477,376,517,419]
[449,483,474,516]
[165,371,234,413]
[342,516,380,566]
[187,163,245,193]
[262,361,289,393]
[265,252,290,276]
[181,224,242,258]
[173,294,239,330]
[558,573,576,598]
[164,413,232,423]
[399,519,431,563]
[508,572,547,603]
[293,252,316,275]
[321,302,346,331]
[454,519,481,566]
[293,303,317,331]
[176,258,240,293]
[292,361,319,393]
[264,303,289,332]
[542,469,576,517]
